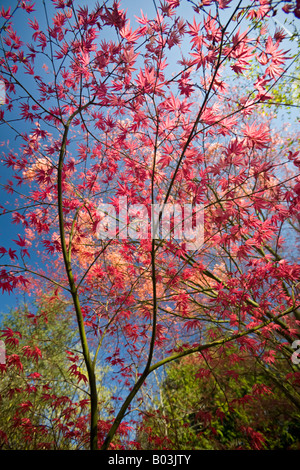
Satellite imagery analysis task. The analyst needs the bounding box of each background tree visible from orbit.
[0,0,300,450]
[137,344,300,450]
[0,292,116,449]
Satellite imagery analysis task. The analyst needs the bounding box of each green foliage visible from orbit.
[138,347,300,450]
[271,60,300,110]
[0,294,113,449]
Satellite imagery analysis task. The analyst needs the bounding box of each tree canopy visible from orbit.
[0,0,300,450]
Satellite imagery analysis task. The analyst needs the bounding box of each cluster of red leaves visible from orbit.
[0,318,133,450]
[282,0,300,18]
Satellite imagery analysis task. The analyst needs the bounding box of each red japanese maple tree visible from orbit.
[1,0,300,450]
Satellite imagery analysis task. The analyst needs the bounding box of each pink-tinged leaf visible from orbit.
[0,6,11,19]
[13,234,26,247]
[252,383,272,396]
[217,0,231,8]
[19,401,33,412]
[24,63,35,75]
[7,354,23,371]
[225,370,239,381]
[240,426,266,450]
[20,1,35,13]
[195,368,211,379]
[28,372,42,380]
[243,121,271,149]
[28,17,39,31]
[21,248,30,258]
[187,17,201,37]
[119,21,141,43]
[1,328,22,346]
[262,350,276,364]
[22,345,42,362]
[8,248,18,261]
